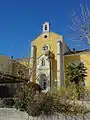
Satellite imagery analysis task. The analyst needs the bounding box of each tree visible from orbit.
[44,50,55,89]
[65,61,87,99]
[65,61,87,86]
[66,4,90,50]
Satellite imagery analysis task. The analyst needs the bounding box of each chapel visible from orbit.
[30,22,70,91]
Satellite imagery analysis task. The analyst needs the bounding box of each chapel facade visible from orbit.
[30,22,70,91]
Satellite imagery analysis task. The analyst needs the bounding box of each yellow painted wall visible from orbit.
[32,32,62,60]
[16,58,29,68]
[0,55,11,73]
[0,55,29,79]
[64,52,90,90]
[18,61,29,67]
[31,32,62,82]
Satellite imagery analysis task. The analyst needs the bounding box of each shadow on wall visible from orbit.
[64,54,81,82]
[0,85,9,98]
[64,54,82,88]
[64,54,81,69]
[64,54,81,70]
[51,55,81,88]
[52,58,57,87]
[0,82,22,98]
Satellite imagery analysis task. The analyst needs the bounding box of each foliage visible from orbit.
[14,99,26,111]
[44,50,55,89]
[14,80,87,117]
[26,86,87,117]
[65,61,87,100]
[53,87,87,116]
[44,50,55,60]
[14,82,41,111]
[27,92,54,116]
[71,4,90,45]
[65,61,87,85]
[2,98,14,108]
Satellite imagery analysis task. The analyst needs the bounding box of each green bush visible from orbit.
[2,98,14,108]
[27,87,86,117]
[65,61,87,100]
[14,99,26,111]
[52,88,87,116]
[14,82,87,117]
[65,61,87,85]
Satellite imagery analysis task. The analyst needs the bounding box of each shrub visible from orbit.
[27,87,87,117]
[65,61,87,85]
[14,82,87,117]
[14,82,41,111]
[51,88,87,116]
[65,61,87,100]
[2,98,14,108]
[27,92,54,116]
[40,92,54,115]
[14,99,26,111]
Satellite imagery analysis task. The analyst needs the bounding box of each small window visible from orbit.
[43,79,46,89]
[44,35,48,38]
[41,59,45,66]
[45,25,47,30]
[17,70,24,77]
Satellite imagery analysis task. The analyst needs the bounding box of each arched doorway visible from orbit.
[39,74,48,90]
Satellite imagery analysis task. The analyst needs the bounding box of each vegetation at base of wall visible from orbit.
[14,82,88,117]
[14,82,41,111]
[27,87,88,116]
[65,61,87,100]
[2,98,15,108]
[65,61,87,85]
[14,99,26,111]
[27,92,54,116]
[13,61,88,117]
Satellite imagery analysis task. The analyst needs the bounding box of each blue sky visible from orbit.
[0,0,90,59]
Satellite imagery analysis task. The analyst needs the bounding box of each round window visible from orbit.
[42,45,50,52]
[44,35,48,38]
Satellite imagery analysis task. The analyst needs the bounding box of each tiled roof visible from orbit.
[64,49,90,56]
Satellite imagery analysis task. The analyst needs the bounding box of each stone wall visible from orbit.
[0,82,22,98]
[0,108,90,120]
[0,108,29,120]
[0,55,29,80]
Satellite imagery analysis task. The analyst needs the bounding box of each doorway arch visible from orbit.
[39,74,48,90]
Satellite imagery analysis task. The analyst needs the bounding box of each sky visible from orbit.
[0,0,90,59]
